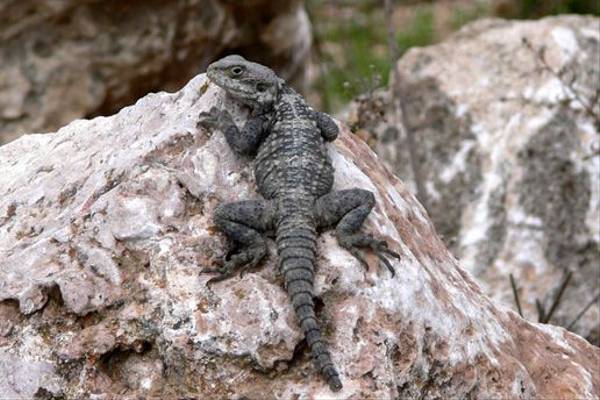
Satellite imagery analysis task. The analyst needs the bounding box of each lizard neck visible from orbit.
[252,80,290,116]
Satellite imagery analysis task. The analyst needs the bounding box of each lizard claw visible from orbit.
[348,248,369,270]
[340,233,400,277]
[200,256,232,287]
[201,245,266,286]
[238,259,261,278]
[198,107,233,131]
[206,272,236,287]
[369,239,400,277]
[376,253,396,277]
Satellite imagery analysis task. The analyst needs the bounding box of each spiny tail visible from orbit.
[276,214,342,392]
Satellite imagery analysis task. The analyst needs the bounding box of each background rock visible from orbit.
[346,15,600,345]
[0,72,598,399]
[0,0,311,145]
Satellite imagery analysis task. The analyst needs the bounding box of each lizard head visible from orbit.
[207,55,281,109]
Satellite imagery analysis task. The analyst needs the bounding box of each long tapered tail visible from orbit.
[276,213,343,391]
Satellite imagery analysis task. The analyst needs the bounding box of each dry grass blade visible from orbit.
[541,271,572,324]
[567,292,600,330]
[509,273,524,317]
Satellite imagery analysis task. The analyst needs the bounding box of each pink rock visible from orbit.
[0,71,597,399]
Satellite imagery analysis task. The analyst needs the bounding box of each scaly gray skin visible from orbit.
[198,55,399,392]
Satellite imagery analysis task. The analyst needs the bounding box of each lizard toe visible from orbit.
[339,233,399,276]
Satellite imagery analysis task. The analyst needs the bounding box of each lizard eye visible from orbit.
[231,66,244,76]
[256,83,267,92]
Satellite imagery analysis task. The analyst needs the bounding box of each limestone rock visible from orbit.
[0,73,598,399]
[0,0,311,145]
[346,15,600,345]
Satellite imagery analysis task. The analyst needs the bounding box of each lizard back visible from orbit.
[254,86,334,200]
[255,86,342,390]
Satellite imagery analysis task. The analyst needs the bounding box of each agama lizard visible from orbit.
[198,55,399,392]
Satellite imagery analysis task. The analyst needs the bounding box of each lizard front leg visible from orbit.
[311,110,339,142]
[198,107,270,156]
[315,189,400,276]
[205,200,275,285]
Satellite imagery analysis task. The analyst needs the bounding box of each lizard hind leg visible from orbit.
[315,189,400,276]
[205,199,274,285]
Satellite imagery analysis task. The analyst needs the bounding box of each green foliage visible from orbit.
[515,0,600,17]
[307,0,597,113]
[396,7,435,52]
[451,3,490,31]
[316,14,390,111]
[310,2,437,112]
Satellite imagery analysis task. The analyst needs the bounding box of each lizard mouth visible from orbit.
[207,70,257,102]
[215,84,258,105]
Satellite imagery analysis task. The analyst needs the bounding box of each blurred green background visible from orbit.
[308,0,600,112]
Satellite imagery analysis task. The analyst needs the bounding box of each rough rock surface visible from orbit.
[346,16,600,344]
[1,73,599,399]
[0,0,311,145]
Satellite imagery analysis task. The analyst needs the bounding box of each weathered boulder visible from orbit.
[0,0,311,145]
[1,73,598,399]
[346,15,600,345]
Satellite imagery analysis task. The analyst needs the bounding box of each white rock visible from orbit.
[347,15,600,345]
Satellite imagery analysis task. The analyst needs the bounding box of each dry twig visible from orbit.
[509,273,524,317]
[535,298,546,323]
[567,292,600,330]
[522,37,600,131]
[383,0,429,212]
[541,271,572,324]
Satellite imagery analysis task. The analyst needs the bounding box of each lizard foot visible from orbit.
[202,244,266,286]
[339,233,400,277]
[197,107,234,132]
